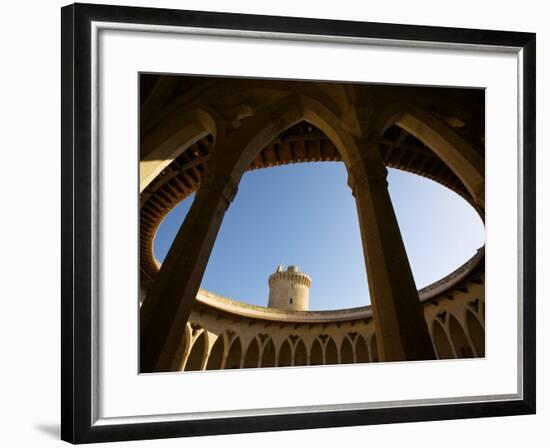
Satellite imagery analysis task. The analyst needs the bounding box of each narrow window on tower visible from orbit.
[289,298,293,304]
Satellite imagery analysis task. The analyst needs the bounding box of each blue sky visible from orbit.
[153,163,485,310]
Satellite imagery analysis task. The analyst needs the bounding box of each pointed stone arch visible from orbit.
[205,333,225,370]
[310,339,323,366]
[183,330,207,371]
[261,338,276,367]
[466,309,485,357]
[224,336,242,369]
[432,319,455,359]
[325,338,338,365]
[355,335,370,363]
[294,340,308,366]
[340,337,355,364]
[278,339,292,367]
[243,337,260,369]
[176,323,193,371]
[449,315,474,358]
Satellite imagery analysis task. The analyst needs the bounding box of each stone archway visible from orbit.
[355,336,370,363]
[310,339,323,366]
[341,337,354,364]
[278,339,292,367]
[243,338,260,369]
[325,338,338,365]
[261,338,276,367]
[294,340,308,366]
[449,315,474,358]
[224,337,242,369]
[466,309,485,357]
[184,330,207,371]
[205,334,224,370]
[433,320,455,359]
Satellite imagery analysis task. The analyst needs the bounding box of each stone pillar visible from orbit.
[140,167,238,372]
[348,137,435,362]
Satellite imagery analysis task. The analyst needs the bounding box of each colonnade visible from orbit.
[179,288,485,371]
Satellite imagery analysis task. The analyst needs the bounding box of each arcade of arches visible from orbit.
[138,75,485,373]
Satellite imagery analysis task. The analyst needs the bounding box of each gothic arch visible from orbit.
[210,93,362,183]
[243,338,260,369]
[355,335,370,363]
[449,315,474,358]
[278,339,292,367]
[224,336,242,369]
[340,337,355,364]
[432,319,455,359]
[310,339,323,366]
[183,330,207,371]
[325,338,338,365]
[205,333,225,370]
[294,340,308,366]
[261,338,276,367]
[176,322,193,371]
[466,309,485,357]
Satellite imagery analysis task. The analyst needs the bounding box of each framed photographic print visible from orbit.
[61,2,536,443]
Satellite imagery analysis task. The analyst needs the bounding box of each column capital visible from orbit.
[346,137,388,197]
[199,166,239,208]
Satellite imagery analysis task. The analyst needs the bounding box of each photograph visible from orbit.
[139,75,486,373]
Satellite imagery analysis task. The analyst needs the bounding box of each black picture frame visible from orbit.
[61,2,536,444]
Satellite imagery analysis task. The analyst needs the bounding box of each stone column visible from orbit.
[140,167,238,372]
[348,137,435,362]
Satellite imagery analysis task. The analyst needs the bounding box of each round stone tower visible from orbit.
[268,265,312,311]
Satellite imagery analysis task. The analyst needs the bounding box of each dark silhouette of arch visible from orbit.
[466,310,485,357]
[433,320,454,359]
[205,334,225,370]
[449,315,473,358]
[294,340,307,366]
[340,337,354,364]
[243,338,260,369]
[355,336,369,363]
[371,334,379,362]
[310,339,323,365]
[184,332,206,371]
[224,337,242,369]
[278,340,292,367]
[325,338,338,364]
[261,338,276,367]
